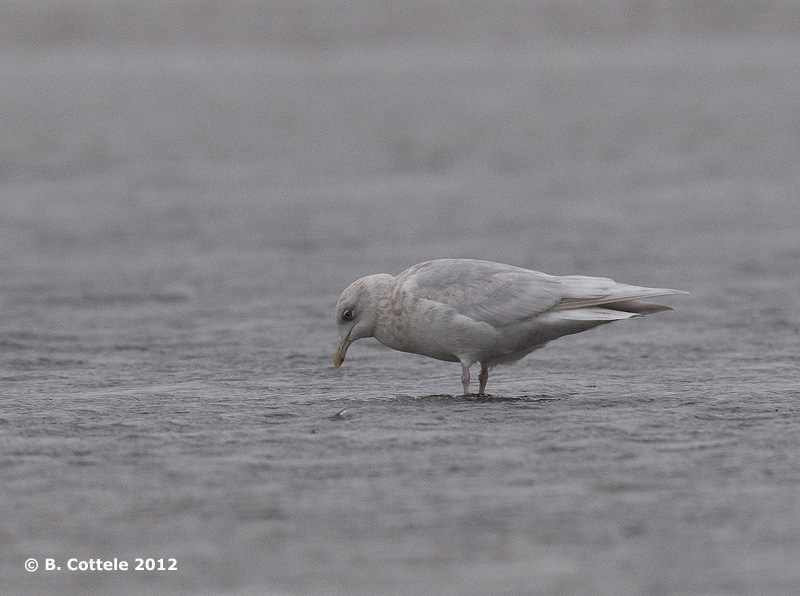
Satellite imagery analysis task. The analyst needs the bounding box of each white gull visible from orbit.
[333,259,686,395]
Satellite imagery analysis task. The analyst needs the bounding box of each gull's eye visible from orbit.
[342,309,354,322]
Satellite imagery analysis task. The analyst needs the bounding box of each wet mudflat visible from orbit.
[2,3,800,595]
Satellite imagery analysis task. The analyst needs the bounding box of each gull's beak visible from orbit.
[333,335,351,368]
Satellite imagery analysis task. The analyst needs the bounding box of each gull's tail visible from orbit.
[541,277,687,326]
[601,298,679,315]
[552,277,687,314]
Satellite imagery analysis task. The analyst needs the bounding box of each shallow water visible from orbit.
[3,3,800,595]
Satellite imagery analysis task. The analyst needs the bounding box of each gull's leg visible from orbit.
[478,364,489,395]
[461,364,470,396]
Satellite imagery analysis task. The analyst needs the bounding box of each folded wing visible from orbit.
[552,275,688,314]
[405,259,686,328]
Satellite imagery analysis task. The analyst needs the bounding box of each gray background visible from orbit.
[2,2,799,595]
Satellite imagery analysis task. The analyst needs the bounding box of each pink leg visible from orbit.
[478,364,489,394]
[461,364,470,395]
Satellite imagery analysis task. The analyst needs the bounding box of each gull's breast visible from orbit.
[375,298,497,364]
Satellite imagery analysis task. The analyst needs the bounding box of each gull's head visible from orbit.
[333,274,389,368]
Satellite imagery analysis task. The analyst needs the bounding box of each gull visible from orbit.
[333,259,686,395]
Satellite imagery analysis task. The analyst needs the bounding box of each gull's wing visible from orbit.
[401,259,563,328]
[401,259,686,327]
[552,275,688,313]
